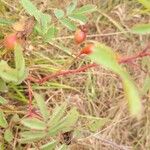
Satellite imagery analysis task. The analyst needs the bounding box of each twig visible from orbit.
[26,80,33,114]
[92,135,131,150]
[27,63,98,83]
[78,131,131,150]
[119,52,150,63]
[28,44,150,84]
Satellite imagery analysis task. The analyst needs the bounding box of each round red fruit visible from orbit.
[80,44,94,55]
[74,29,86,44]
[4,34,18,50]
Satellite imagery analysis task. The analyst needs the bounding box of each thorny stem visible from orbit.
[28,45,150,84]
[26,44,150,112]
[26,80,42,119]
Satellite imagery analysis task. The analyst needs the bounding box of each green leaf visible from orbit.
[0,18,14,26]
[40,141,57,150]
[33,92,49,121]
[49,107,79,135]
[87,117,108,132]
[59,18,76,31]
[73,4,96,14]
[121,73,142,117]
[0,79,8,92]
[89,43,142,117]
[14,44,27,83]
[16,70,28,84]
[20,0,40,22]
[4,128,13,143]
[34,23,42,35]
[138,0,150,10]
[39,12,51,34]
[0,142,4,150]
[131,23,150,34]
[0,61,18,82]
[57,144,67,150]
[21,118,47,130]
[89,43,122,74]
[69,14,88,24]
[48,102,67,127]
[0,111,8,128]
[45,25,58,42]
[0,0,6,14]
[61,107,79,130]
[66,0,77,15]
[142,76,150,95]
[0,96,8,105]
[20,131,46,143]
[54,9,64,19]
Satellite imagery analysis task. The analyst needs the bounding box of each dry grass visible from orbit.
[0,0,150,149]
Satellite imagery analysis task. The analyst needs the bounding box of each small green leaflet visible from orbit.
[89,43,123,74]
[44,25,58,42]
[0,44,27,84]
[0,18,14,26]
[69,14,88,24]
[21,0,51,33]
[122,73,142,116]
[4,128,13,143]
[0,79,8,92]
[21,118,47,130]
[0,96,8,105]
[66,0,77,15]
[20,131,46,143]
[48,107,79,135]
[138,0,150,10]
[33,92,49,121]
[40,141,57,150]
[0,142,4,150]
[131,23,150,34]
[0,60,18,83]
[87,117,108,132]
[0,111,8,128]
[57,144,67,150]
[39,12,51,34]
[40,13,51,34]
[72,4,97,14]
[14,44,27,82]
[48,102,67,127]
[59,18,76,31]
[54,9,64,19]
[20,0,40,22]
[60,107,79,131]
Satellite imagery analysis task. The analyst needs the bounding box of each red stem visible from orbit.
[40,63,97,83]
[119,52,150,63]
[27,46,150,84]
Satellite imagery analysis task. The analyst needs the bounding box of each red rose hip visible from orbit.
[80,44,94,55]
[3,34,18,50]
[74,29,86,44]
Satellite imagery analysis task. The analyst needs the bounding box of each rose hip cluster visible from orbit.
[74,25,94,56]
[4,25,94,55]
